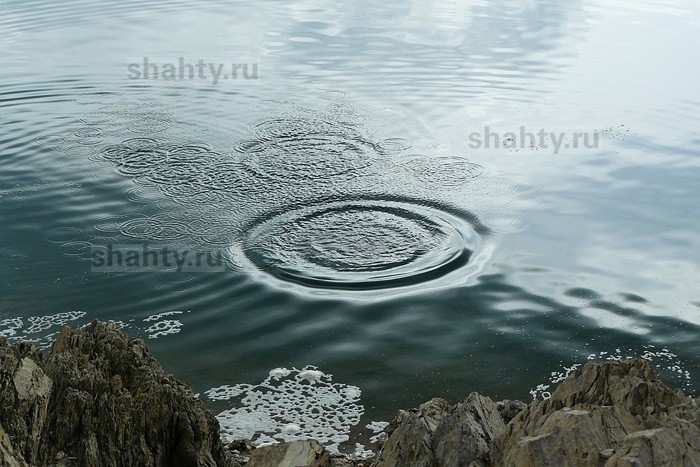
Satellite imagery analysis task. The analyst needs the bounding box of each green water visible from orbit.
[1,0,698,452]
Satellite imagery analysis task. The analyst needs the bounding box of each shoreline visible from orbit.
[1,321,698,466]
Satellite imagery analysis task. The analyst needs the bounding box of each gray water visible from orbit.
[1,0,699,453]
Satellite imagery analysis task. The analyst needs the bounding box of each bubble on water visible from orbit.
[530,345,695,400]
[0,312,88,349]
[0,318,24,338]
[205,365,364,454]
[143,311,185,322]
[144,319,182,339]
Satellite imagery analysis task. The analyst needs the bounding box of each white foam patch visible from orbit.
[0,312,87,349]
[367,420,390,444]
[530,345,695,400]
[205,366,364,454]
[26,311,87,334]
[0,309,189,348]
[0,318,23,338]
[366,421,390,433]
[142,311,190,339]
[145,319,182,339]
[143,311,185,322]
[352,443,374,459]
[107,319,133,330]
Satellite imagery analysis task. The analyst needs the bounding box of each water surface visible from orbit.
[1,0,699,452]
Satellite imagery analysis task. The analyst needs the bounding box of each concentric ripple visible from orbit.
[241,199,483,290]
[237,117,378,182]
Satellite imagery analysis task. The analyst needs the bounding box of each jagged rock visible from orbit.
[432,393,504,466]
[0,423,29,467]
[0,339,52,464]
[4,324,700,467]
[491,359,700,466]
[248,439,332,467]
[372,393,504,467]
[496,400,527,425]
[42,321,235,467]
[0,322,235,467]
[371,398,450,467]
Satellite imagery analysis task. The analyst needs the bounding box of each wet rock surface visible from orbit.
[1,322,699,467]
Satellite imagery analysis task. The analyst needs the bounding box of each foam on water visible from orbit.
[0,310,191,348]
[0,312,86,349]
[204,366,365,454]
[530,345,695,400]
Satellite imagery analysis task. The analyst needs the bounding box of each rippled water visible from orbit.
[1,0,699,453]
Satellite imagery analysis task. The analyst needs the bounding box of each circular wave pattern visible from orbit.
[237,117,378,182]
[242,199,481,290]
[36,100,508,293]
[403,156,484,188]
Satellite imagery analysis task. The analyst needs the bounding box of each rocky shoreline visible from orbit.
[1,321,699,466]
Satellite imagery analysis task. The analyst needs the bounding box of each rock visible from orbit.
[42,321,235,467]
[4,324,700,467]
[248,439,332,467]
[491,359,700,466]
[0,339,52,464]
[432,393,504,466]
[0,422,29,467]
[372,393,504,467]
[606,422,700,466]
[0,322,235,467]
[371,398,450,467]
[495,400,527,425]
[226,439,254,466]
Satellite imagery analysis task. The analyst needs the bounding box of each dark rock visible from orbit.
[0,339,51,464]
[495,399,527,425]
[0,321,235,467]
[0,422,29,467]
[371,398,450,467]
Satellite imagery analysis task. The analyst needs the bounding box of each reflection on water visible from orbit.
[1,0,699,434]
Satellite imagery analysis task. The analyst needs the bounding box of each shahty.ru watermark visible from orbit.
[91,244,226,272]
[127,57,258,84]
[467,126,600,154]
